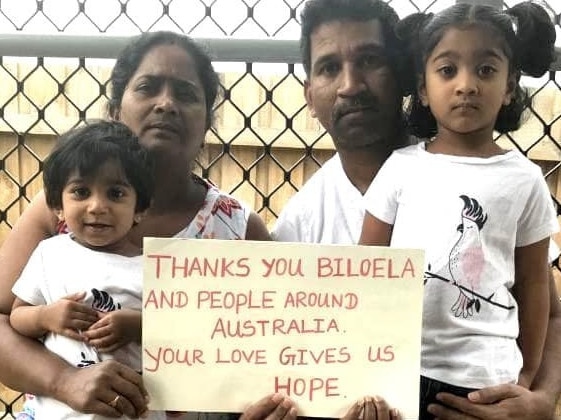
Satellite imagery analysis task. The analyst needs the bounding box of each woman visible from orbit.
[0,30,269,419]
[0,31,396,420]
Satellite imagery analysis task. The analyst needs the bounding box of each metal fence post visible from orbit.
[455,0,502,7]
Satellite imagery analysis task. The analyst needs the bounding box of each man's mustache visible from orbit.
[332,93,380,121]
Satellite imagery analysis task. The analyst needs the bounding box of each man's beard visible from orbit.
[331,91,390,151]
[333,131,390,151]
[332,91,380,121]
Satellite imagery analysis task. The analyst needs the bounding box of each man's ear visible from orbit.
[503,74,516,106]
[109,105,120,121]
[418,76,429,107]
[304,80,317,118]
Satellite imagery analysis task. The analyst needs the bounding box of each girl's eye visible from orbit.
[108,188,125,200]
[71,187,89,199]
[479,65,496,76]
[438,65,456,77]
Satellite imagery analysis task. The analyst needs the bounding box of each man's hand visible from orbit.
[240,394,297,420]
[343,396,401,420]
[54,359,149,418]
[427,384,556,420]
[84,308,141,353]
[41,292,98,340]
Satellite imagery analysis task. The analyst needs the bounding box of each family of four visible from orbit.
[0,0,560,419]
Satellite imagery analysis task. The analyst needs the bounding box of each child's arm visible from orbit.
[83,308,141,353]
[359,152,402,247]
[10,298,49,338]
[359,211,393,246]
[10,292,98,340]
[513,237,550,388]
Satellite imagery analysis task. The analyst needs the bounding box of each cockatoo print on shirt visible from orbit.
[448,195,488,318]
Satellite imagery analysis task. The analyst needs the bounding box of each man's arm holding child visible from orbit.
[513,238,550,388]
[429,269,561,420]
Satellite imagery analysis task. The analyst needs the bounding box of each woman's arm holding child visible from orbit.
[0,191,57,313]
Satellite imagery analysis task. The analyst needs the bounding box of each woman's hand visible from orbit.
[240,394,297,420]
[84,308,141,352]
[55,359,149,418]
[343,396,401,420]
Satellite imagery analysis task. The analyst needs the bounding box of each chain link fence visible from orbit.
[0,0,560,417]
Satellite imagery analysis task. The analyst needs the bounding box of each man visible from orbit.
[273,0,407,245]
[272,0,561,419]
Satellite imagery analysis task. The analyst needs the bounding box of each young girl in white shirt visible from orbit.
[358,3,558,419]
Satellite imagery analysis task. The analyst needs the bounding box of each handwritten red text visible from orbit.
[274,376,340,401]
[146,254,250,278]
[279,346,351,365]
[144,347,205,372]
[215,348,268,364]
[367,345,395,362]
[261,258,304,277]
[210,318,339,339]
[197,290,276,314]
[284,291,358,309]
[317,257,416,279]
[144,290,188,309]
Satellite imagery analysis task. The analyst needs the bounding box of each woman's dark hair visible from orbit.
[43,120,154,212]
[397,2,556,138]
[300,0,402,83]
[108,31,220,131]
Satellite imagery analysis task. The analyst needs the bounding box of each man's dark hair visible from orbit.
[43,120,154,212]
[300,0,401,78]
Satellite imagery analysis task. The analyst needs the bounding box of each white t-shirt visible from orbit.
[12,234,164,420]
[364,142,559,388]
[14,179,251,420]
[271,154,365,244]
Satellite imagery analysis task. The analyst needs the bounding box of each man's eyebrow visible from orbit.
[312,43,387,72]
[354,43,388,55]
[312,53,338,72]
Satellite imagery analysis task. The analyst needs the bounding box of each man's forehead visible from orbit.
[310,19,386,59]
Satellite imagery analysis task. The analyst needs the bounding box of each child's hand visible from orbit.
[83,308,141,353]
[41,291,99,340]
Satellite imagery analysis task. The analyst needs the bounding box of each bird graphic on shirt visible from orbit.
[449,195,488,318]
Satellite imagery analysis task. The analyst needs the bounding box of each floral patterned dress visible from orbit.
[177,176,250,240]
